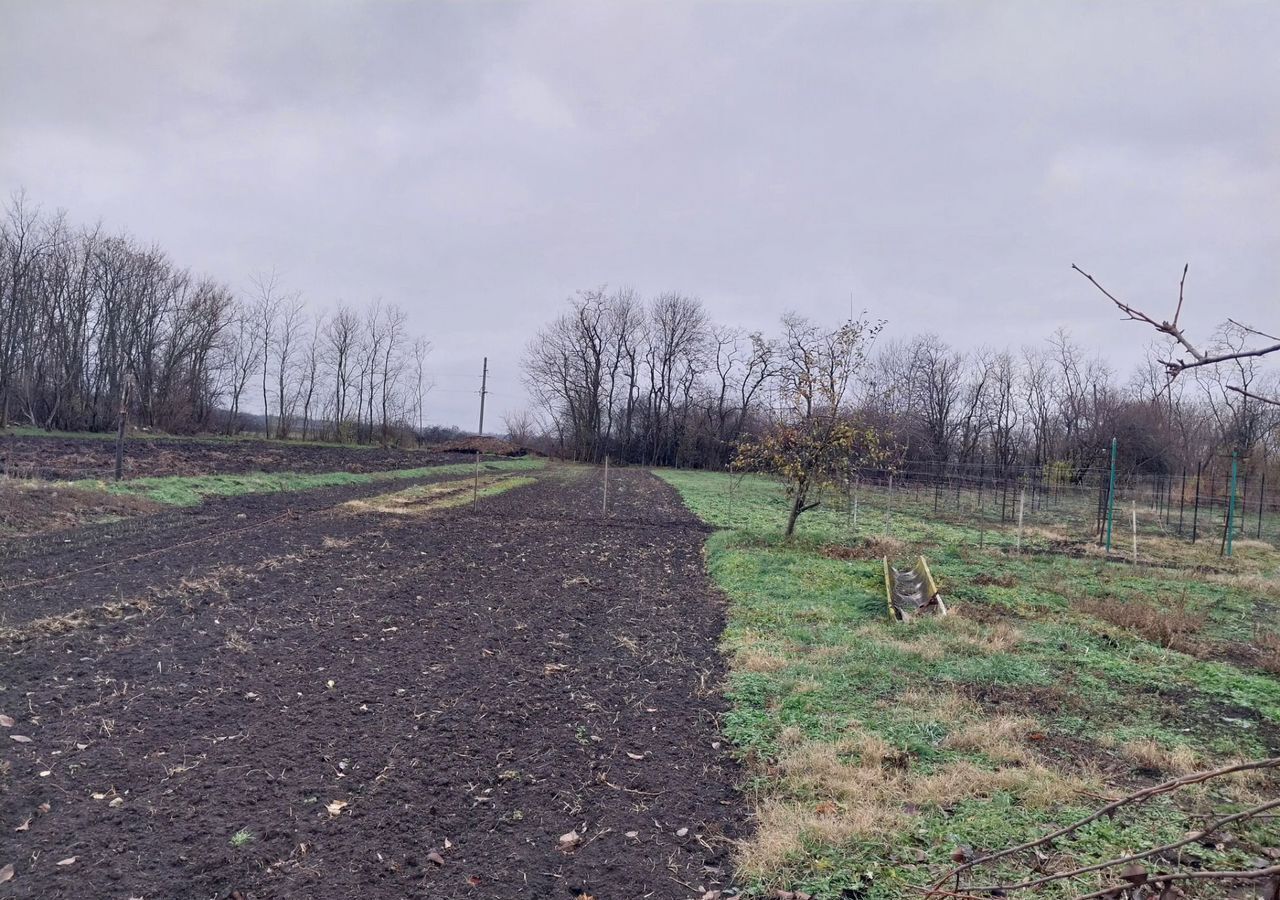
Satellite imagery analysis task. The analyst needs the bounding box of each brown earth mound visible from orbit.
[0,433,456,480]
[434,436,531,456]
[0,481,160,537]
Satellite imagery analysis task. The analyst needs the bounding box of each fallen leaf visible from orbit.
[15,817,31,832]
[37,803,50,814]
[109,797,124,808]
[625,752,645,761]
[56,857,77,866]
[558,829,582,851]
[543,663,568,675]
[0,714,14,727]
[325,799,348,817]
[814,801,839,815]
[675,827,689,837]
[426,850,444,866]
[91,793,107,801]
[0,863,12,883]
[624,830,638,838]
[10,735,32,743]
[466,874,482,887]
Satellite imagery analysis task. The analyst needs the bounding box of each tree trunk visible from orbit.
[785,479,809,538]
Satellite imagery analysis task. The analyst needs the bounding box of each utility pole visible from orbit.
[477,356,488,436]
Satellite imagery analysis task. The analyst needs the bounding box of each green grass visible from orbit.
[229,828,255,848]
[657,468,1280,899]
[74,457,544,506]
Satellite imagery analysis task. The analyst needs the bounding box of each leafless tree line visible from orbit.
[522,287,1280,475]
[0,192,433,443]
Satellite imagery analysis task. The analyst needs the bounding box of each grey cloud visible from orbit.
[3,0,1276,426]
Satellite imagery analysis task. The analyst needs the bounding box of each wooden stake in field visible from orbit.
[853,474,860,528]
[1131,501,1138,566]
[1016,487,1025,552]
[979,494,986,549]
[472,451,481,512]
[884,474,893,536]
[114,375,131,482]
[602,455,609,517]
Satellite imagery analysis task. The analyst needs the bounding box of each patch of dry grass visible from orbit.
[738,647,790,673]
[821,535,906,561]
[944,617,1024,654]
[342,476,477,514]
[1119,738,1201,776]
[1074,594,1204,654]
[889,686,980,724]
[941,715,1039,764]
[737,732,1090,880]
[0,595,154,642]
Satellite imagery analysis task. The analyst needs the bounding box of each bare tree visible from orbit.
[250,271,288,439]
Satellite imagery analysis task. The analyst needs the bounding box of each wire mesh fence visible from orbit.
[835,453,1280,556]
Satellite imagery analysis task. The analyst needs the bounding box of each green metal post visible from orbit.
[1226,451,1238,557]
[1105,437,1118,553]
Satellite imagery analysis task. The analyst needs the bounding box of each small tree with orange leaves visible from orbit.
[734,313,886,538]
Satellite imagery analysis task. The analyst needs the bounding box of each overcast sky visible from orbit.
[2,1,1277,428]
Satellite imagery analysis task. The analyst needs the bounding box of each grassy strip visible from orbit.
[657,469,1280,899]
[342,473,537,514]
[75,457,544,506]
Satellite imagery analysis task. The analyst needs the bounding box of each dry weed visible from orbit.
[941,715,1039,764]
[737,734,1088,879]
[821,535,906,562]
[1119,738,1200,776]
[1075,595,1203,654]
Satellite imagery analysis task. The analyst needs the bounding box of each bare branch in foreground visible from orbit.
[926,757,1280,897]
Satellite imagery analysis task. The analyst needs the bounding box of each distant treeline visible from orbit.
[521,287,1280,476]
[0,192,431,443]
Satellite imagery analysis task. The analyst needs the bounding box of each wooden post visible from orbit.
[602,455,609,517]
[1131,501,1138,566]
[884,474,893,536]
[1016,487,1025,552]
[853,474,860,529]
[472,451,480,512]
[979,493,986,549]
[114,376,130,482]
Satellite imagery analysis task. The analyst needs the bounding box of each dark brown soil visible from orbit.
[0,433,457,480]
[0,466,743,899]
[434,437,532,457]
[0,482,161,538]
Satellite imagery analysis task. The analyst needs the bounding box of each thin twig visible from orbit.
[925,757,1280,896]
[964,796,1280,894]
[1071,864,1280,900]
[1228,384,1280,407]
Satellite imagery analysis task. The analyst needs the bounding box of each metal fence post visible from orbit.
[1226,451,1238,557]
[1105,437,1118,553]
[1192,461,1202,544]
